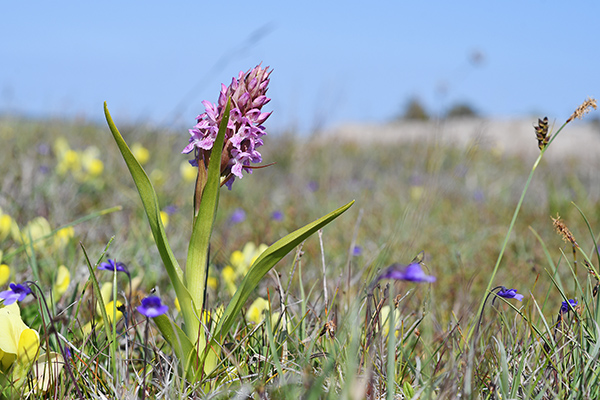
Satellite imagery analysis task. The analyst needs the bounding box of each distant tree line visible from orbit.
[398,97,479,121]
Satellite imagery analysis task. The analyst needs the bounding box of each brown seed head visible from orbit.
[567,97,597,123]
[534,116,549,150]
[552,214,578,247]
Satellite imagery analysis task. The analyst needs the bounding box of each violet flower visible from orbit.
[271,210,284,221]
[183,64,272,189]
[560,299,577,314]
[98,259,129,276]
[137,296,169,318]
[377,262,436,283]
[0,283,32,305]
[496,287,524,302]
[230,208,246,224]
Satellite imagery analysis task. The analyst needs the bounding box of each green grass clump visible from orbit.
[0,104,599,398]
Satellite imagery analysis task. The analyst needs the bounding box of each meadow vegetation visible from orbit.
[0,93,598,399]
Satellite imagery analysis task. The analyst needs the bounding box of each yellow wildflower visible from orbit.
[18,217,51,250]
[131,143,150,165]
[0,303,40,386]
[379,305,401,337]
[160,211,169,228]
[52,265,70,299]
[222,265,237,296]
[0,213,14,242]
[53,226,74,250]
[0,264,9,286]
[180,161,197,183]
[207,276,218,290]
[105,300,123,324]
[247,297,270,325]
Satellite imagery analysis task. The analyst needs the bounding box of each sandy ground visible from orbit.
[324,118,600,162]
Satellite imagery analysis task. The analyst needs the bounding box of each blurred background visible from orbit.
[1,1,598,134]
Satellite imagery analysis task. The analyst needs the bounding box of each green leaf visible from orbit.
[186,100,231,319]
[152,314,200,381]
[103,103,196,337]
[214,200,354,340]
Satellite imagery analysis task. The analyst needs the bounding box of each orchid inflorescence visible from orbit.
[183,64,273,190]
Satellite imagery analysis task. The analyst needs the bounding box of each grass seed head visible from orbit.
[534,116,549,150]
[552,214,578,246]
[566,97,597,123]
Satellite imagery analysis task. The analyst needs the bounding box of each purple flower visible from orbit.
[164,205,178,215]
[378,262,436,283]
[137,296,169,318]
[230,208,246,224]
[352,245,362,257]
[496,287,524,302]
[560,299,577,314]
[307,181,319,192]
[183,64,273,189]
[271,210,284,221]
[98,259,130,276]
[0,283,32,305]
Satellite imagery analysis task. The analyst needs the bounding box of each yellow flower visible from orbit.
[180,161,197,183]
[86,158,104,177]
[0,264,10,286]
[160,211,169,228]
[80,147,103,178]
[52,265,70,299]
[131,143,150,165]
[53,226,74,250]
[222,265,237,296]
[174,297,181,313]
[379,305,400,337]
[105,300,123,323]
[223,243,269,296]
[207,276,218,290]
[18,217,51,250]
[0,303,40,385]
[0,213,14,242]
[247,297,270,325]
[56,149,81,176]
[231,242,268,275]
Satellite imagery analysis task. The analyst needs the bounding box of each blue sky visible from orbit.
[1,1,598,133]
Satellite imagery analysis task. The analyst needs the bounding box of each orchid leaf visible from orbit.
[153,314,201,381]
[104,103,196,336]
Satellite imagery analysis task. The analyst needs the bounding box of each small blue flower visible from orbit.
[0,283,32,305]
[271,210,284,221]
[307,181,319,192]
[496,287,524,302]
[98,259,129,275]
[560,299,577,314]
[378,262,436,283]
[230,208,246,224]
[137,296,169,318]
[352,245,362,257]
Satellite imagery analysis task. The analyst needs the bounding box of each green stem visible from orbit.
[474,120,569,334]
